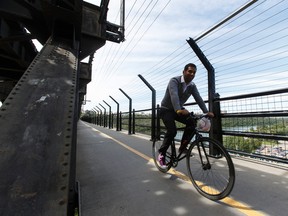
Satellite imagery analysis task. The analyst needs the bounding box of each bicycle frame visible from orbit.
[196,138,212,170]
[169,140,186,167]
[168,128,197,167]
[169,128,213,170]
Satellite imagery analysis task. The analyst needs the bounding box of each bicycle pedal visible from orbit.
[172,161,178,168]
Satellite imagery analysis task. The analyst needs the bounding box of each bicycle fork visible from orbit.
[197,141,211,170]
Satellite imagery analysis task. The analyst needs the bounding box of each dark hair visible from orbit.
[184,63,197,71]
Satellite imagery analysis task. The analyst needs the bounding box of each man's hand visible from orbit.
[176,109,190,116]
[206,112,214,118]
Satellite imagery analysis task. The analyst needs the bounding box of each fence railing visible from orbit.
[84,93,288,165]
[219,88,288,164]
[82,0,288,165]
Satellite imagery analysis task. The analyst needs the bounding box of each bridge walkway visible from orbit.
[76,121,288,216]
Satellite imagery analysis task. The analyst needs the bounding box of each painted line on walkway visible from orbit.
[84,123,265,216]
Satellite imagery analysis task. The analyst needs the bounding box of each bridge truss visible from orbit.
[0,0,124,215]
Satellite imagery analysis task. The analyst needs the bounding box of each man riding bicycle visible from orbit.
[158,63,214,166]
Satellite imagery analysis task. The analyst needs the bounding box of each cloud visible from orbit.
[84,0,247,111]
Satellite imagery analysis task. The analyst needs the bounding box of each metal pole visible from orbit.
[119,88,132,134]
[93,108,99,125]
[103,100,112,129]
[99,103,107,127]
[109,96,120,131]
[120,0,125,37]
[92,109,96,124]
[95,108,100,125]
[156,104,161,140]
[138,74,156,140]
[119,111,122,131]
[186,37,222,145]
[96,106,102,126]
[132,109,135,134]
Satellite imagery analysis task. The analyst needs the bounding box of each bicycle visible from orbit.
[152,113,235,201]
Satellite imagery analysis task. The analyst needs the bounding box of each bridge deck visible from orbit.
[76,121,288,216]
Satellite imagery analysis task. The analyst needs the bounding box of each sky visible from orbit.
[1,0,286,114]
[83,0,249,112]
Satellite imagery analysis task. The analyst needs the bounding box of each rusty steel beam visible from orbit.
[0,38,79,215]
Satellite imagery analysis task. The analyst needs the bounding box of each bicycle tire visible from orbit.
[186,137,235,200]
[152,136,173,173]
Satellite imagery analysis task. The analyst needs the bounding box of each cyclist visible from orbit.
[158,63,214,167]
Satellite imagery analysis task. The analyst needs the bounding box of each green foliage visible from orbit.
[107,113,288,155]
[223,136,263,153]
[80,110,94,123]
[222,117,288,135]
[133,115,287,154]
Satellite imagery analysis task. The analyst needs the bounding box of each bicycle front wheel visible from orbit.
[186,137,235,200]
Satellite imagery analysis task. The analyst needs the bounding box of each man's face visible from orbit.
[183,66,196,83]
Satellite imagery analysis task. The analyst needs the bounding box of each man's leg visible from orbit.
[159,109,177,155]
[176,115,195,153]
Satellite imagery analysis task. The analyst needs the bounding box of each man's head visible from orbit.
[184,63,197,71]
[183,63,197,84]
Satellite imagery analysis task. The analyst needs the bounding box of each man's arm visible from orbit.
[191,86,214,117]
[191,84,209,113]
[168,77,182,111]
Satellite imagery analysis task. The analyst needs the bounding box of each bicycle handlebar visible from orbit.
[187,112,210,121]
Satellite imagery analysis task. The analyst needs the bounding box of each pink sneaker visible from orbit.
[158,153,166,166]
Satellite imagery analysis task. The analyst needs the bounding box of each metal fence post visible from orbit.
[109,95,120,131]
[96,106,102,126]
[92,109,97,124]
[103,100,112,128]
[94,108,99,125]
[186,37,222,144]
[111,113,114,129]
[132,109,135,134]
[119,88,132,135]
[156,104,161,140]
[99,103,107,127]
[138,74,156,140]
[119,111,122,131]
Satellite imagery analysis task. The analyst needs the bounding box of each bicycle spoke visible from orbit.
[187,138,235,200]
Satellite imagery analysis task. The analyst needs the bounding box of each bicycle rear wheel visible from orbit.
[152,136,173,173]
[186,137,235,200]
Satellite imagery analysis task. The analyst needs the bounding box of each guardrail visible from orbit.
[82,0,288,165]
[85,93,288,165]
